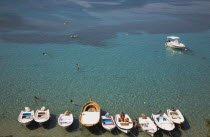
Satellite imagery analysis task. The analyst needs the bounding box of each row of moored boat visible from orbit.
[18,100,184,136]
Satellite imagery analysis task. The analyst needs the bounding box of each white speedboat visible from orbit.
[167,107,184,125]
[18,107,34,126]
[34,106,50,124]
[101,113,116,131]
[165,36,186,49]
[115,113,133,133]
[152,113,175,131]
[139,114,157,136]
[58,111,74,128]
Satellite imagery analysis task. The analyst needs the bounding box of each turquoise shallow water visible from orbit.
[1,0,210,137]
[0,31,210,137]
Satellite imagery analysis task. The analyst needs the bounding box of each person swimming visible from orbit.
[76,64,79,71]
[69,99,76,105]
[64,21,69,25]
[43,53,47,56]
[34,96,41,100]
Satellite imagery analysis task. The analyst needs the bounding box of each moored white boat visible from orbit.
[34,106,50,124]
[167,107,184,125]
[18,107,34,126]
[152,112,175,131]
[101,113,116,131]
[115,113,133,133]
[58,111,74,128]
[139,114,157,136]
[165,36,186,49]
[79,99,100,127]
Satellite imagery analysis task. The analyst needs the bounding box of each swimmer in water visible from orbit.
[76,64,79,71]
[43,53,47,56]
[34,96,41,100]
[64,21,69,25]
[69,99,75,105]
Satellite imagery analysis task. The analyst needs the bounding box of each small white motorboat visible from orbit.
[165,36,186,49]
[58,110,74,128]
[18,107,34,126]
[139,114,157,136]
[101,113,116,131]
[115,113,133,133]
[152,112,175,131]
[34,106,50,124]
[167,107,184,125]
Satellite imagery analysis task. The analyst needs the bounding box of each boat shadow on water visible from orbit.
[110,128,139,137]
[154,126,184,137]
[180,116,190,131]
[128,128,139,137]
[108,128,121,136]
[25,121,39,130]
[66,118,80,132]
[154,129,178,137]
[85,123,106,135]
[42,114,57,129]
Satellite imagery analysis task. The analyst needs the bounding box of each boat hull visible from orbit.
[101,116,116,131]
[167,109,184,125]
[165,42,185,49]
[34,109,50,124]
[79,100,100,127]
[139,117,157,136]
[58,113,74,128]
[115,114,133,134]
[18,110,34,126]
[152,113,175,131]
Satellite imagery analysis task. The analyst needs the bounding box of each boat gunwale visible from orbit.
[79,100,100,127]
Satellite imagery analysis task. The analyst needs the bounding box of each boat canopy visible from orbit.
[167,36,180,39]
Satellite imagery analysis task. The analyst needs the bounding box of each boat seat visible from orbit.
[61,121,70,124]
[103,121,114,125]
[38,114,46,115]
[88,108,96,112]
[22,113,32,118]
[172,115,180,119]
[38,112,46,114]
[102,119,112,122]
[157,117,167,122]
[141,123,149,127]
[170,112,178,115]
[170,112,180,119]
[120,122,129,126]
[22,116,31,119]
[38,113,46,117]
[23,113,31,116]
